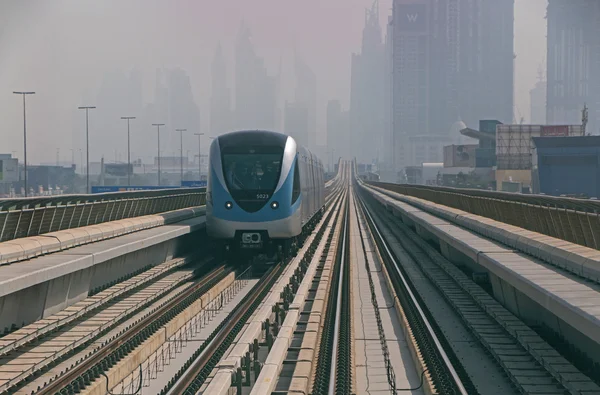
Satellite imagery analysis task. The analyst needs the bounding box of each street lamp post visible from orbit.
[121,117,136,186]
[152,124,165,186]
[13,91,35,197]
[78,106,96,193]
[176,129,187,185]
[194,133,204,180]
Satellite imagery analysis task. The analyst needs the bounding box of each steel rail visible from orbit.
[170,263,284,394]
[311,181,349,394]
[328,190,349,394]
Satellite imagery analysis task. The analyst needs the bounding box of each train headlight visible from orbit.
[225,201,233,210]
[271,201,279,209]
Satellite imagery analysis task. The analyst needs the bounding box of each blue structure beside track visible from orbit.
[91,181,206,193]
[533,135,600,198]
[92,186,180,193]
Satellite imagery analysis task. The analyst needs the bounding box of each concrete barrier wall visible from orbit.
[0,217,204,332]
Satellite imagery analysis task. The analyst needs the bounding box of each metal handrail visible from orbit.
[369,182,600,212]
[0,187,205,211]
[369,182,600,250]
[0,188,206,243]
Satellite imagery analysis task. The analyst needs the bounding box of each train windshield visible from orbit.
[222,153,282,191]
[221,145,284,212]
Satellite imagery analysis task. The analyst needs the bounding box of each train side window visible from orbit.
[292,160,301,204]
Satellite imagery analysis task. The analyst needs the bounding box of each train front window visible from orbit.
[222,154,281,192]
[221,145,284,212]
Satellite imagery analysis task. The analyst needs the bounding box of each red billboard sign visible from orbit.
[541,125,569,137]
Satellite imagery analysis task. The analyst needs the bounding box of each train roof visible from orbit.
[215,130,323,166]
[217,130,289,148]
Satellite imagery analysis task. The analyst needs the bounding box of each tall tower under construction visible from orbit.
[547,0,600,135]
[390,0,514,170]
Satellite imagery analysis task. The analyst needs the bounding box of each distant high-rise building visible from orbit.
[382,15,393,171]
[391,0,430,168]
[165,68,201,154]
[547,0,600,134]
[459,0,515,128]
[234,22,277,130]
[350,1,385,165]
[168,69,201,130]
[326,100,350,164]
[94,69,144,163]
[294,55,317,150]
[210,44,232,136]
[390,0,514,169]
[530,68,547,124]
[140,68,200,164]
[284,102,309,148]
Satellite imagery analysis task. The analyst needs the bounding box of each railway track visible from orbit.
[311,179,469,395]
[311,188,351,395]
[1,164,354,395]
[31,263,232,395]
[167,263,285,394]
[166,174,349,394]
[17,163,593,395]
[0,253,222,393]
[356,184,600,394]
[356,188,471,395]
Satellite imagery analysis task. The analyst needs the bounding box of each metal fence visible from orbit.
[369,182,600,250]
[0,188,206,242]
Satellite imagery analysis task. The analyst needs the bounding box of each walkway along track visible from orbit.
[357,183,600,394]
[34,263,232,395]
[351,190,399,393]
[356,185,471,395]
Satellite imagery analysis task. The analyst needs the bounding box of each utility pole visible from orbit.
[152,124,165,186]
[582,103,589,135]
[194,133,204,180]
[13,91,35,197]
[121,116,136,186]
[78,106,96,193]
[176,129,187,185]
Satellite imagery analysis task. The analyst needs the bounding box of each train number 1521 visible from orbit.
[256,194,270,199]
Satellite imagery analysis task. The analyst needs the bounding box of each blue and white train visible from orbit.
[206,130,325,256]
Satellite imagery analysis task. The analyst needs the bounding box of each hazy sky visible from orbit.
[0,0,547,164]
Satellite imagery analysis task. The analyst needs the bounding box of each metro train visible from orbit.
[206,130,325,257]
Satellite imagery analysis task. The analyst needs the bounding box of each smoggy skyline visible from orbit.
[0,0,547,164]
